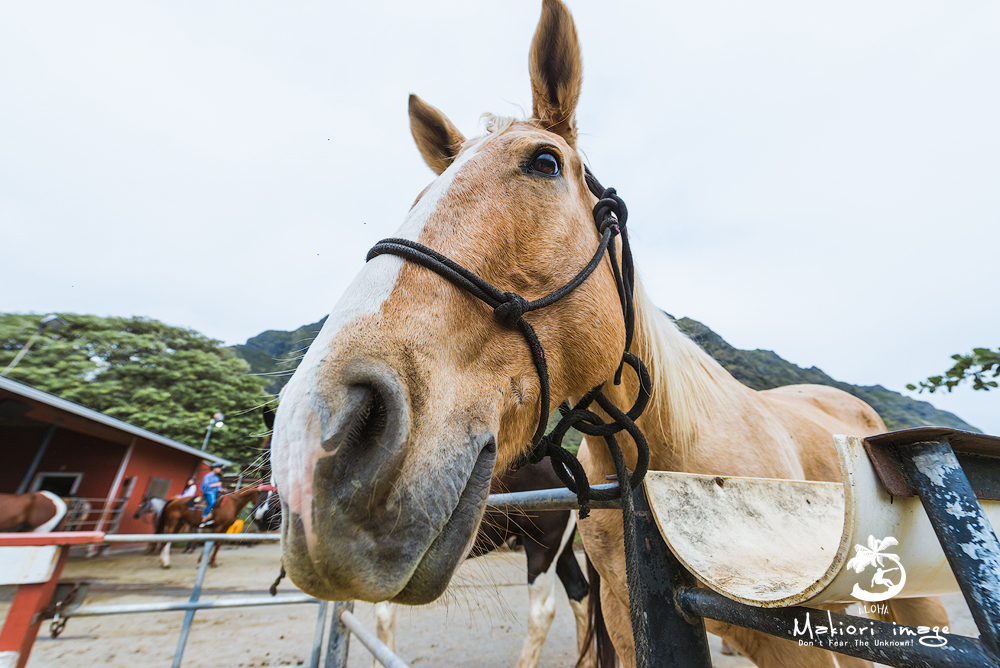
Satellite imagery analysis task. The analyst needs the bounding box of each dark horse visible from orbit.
[252,406,282,532]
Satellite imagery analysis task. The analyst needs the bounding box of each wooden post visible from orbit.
[0,532,104,668]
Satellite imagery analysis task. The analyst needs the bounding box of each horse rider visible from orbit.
[199,463,224,527]
[179,476,198,510]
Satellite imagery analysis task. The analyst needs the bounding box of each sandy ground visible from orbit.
[0,544,978,668]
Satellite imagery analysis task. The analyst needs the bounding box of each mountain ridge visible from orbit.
[231,315,977,433]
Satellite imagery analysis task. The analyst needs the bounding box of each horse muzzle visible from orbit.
[272,359,497,604]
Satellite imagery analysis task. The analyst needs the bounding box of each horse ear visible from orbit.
[528,0,582,145]
[409,94,466,175]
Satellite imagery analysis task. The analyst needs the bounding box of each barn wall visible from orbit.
[0,425,49,493]
[114,441,202,535]
[33,430,127,501]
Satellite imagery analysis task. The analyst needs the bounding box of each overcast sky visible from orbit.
[2,1,997,434]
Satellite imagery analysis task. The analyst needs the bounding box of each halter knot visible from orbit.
[594,187,628,235]
[494,292,529,327]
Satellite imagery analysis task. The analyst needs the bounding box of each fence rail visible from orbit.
[7,434,999,668]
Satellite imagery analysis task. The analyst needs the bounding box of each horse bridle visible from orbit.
[367,165,656,667]
[366,167,651,519]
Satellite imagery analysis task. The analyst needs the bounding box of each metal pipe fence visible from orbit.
[49,532,331,668]
[13,437,999,668]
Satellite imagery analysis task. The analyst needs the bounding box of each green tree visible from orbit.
[1,313,271,466]
[907,347,1000,394]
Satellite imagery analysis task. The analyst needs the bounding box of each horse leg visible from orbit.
[710,604,872,668]
[515,565,558,668]
[160,540,172,569]
[161,516,189,568]
[554,526,594,668]
[375,601,396,667]
[208,541,221,567]
[592,554,845,668]
[711,622,844,668]
[874,596,948,628]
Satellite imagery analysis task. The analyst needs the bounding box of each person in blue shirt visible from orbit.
[199,463,224,527]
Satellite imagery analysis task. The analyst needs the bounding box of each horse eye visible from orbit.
[530,152,560,176]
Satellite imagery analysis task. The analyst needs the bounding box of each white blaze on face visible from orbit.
[271,141,485,542]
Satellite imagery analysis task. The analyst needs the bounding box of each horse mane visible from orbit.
[630,277,736,467]
[450,116,735,467]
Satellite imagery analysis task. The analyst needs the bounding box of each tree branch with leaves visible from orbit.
[907,347,1000,394]
[1,313,271,466]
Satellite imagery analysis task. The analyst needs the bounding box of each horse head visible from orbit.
[133,496,152,520]
[272,0,628,605]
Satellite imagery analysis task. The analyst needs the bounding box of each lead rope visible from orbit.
[367,166,651,668]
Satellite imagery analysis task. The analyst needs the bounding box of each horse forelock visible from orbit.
[458,113,517,154]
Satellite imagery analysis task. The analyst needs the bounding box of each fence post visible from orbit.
[309,600,328,668]
[900,439,1000,657]
[0,546,69,668]
[325,601,353,668]
[171,539,214,668]
[632,483,713,668]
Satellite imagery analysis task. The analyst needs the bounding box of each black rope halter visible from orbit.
[367,166,653,667]
[367,167,649,518]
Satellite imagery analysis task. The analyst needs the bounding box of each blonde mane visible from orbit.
[630,278,735,467]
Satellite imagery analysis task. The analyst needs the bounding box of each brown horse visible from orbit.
[0,491,67,532]
[157,484,274,568]
[269,2,948,667]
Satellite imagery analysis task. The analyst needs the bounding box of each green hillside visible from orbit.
[230,320,327,395]
[232,314,977,432]
[672,316,976,432]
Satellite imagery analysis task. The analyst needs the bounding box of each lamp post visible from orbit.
[201,412,225,450]
[1,314,68,377]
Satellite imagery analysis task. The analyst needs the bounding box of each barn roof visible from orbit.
[0,376,233,465]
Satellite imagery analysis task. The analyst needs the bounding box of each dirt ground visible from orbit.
[0,543,977,668]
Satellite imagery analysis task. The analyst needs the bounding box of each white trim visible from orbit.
[96,436,136,533]
[30,472,83,494]
[0,376,232,465]
[33,491,67,533]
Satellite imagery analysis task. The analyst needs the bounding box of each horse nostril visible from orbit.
[314,370,410,506]
[344,384,389,452]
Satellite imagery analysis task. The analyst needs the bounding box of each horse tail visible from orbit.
[580,553,616,668]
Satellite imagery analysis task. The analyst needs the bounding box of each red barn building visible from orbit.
[0,377,232,535]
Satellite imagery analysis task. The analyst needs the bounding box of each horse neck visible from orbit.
[595,279,751,472]
[227,485,261,512]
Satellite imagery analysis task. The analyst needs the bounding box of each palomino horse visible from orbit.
[270,1,948,666]
[260,400,592,664]
[374,457,596,668]
[0,491,67,532]
[157,484,274,568]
